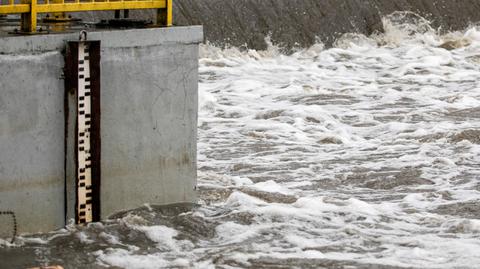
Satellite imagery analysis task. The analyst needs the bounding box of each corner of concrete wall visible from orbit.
[0,26,203,235]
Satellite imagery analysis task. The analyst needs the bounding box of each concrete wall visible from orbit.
[99,33,199,219]
[0,52,65,236]
[0,26,202,236]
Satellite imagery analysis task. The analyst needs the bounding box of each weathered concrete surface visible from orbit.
[0,26,202,235]
[0,52,65,237]
[173,0,480,50]
[99,39,199,219]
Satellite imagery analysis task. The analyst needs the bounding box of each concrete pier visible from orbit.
[0,26,202,236]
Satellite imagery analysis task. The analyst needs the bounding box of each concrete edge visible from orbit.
[0,25,203,54]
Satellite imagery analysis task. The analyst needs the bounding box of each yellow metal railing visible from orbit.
[0,0,172,32]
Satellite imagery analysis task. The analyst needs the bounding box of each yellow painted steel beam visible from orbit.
[48,0,68,21]
[0,1,166,14]
[1,0,170,32]
[155,0,170,26]
[0,4,30,14]
[30,0,37,31]
[20,0,36,32]
[166,0,172,26]
[35,1,166,13]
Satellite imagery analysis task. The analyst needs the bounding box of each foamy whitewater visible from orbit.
[2,12,480,268]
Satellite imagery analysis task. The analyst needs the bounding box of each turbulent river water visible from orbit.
[2,13,480,269]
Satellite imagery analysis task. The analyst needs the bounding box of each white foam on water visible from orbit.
[192,14,480,268]
[251,180,293,195]
[135,225,180,251]
[96,248,171,269]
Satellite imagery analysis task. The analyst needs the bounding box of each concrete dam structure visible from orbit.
[174,0,480,50]
[0,26,202,237]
